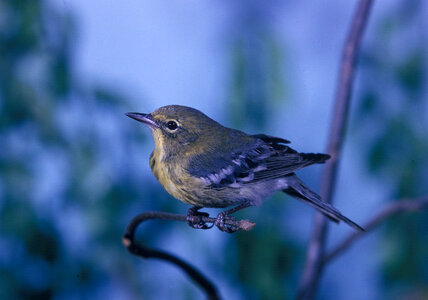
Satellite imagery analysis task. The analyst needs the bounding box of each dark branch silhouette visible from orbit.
[323,197,428,264]
[122,211,255,300]
[297,0,375,299]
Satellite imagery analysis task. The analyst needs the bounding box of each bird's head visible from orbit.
[126,105,223,155]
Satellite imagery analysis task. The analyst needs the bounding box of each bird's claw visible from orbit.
[187,207,213,230]
[214,212,239,233]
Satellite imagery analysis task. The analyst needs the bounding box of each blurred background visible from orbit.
[0,0,427,299]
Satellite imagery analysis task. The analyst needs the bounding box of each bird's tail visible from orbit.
[282,174,364,231]
[300,153,331,164]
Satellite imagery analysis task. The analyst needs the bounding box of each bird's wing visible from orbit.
[250,134,291,144]
[186,136,329,189]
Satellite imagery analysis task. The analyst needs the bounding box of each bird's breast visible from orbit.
[149,149,204,205]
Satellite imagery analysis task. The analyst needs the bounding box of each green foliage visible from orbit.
[235,228,298,300]
[355,0,428,296]
[396,50,424,96]
[228,32,287,130]
[0,1,158,298]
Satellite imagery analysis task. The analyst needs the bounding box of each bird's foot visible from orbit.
[214,211,239,233]
[186,207,213,230]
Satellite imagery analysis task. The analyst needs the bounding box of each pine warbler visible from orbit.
[126,105,363,233]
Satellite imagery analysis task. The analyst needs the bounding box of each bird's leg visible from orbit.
[215,202,251,233]
[186,206,213,230]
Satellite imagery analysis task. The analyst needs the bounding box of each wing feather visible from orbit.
[186,135,330,189]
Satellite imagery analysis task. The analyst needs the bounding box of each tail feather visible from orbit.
[283,175,364,231]
[300,153,331,164]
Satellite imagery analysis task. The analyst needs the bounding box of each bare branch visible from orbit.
[323,197,428,264]
[297,1,374,299]
[122,211,255,300]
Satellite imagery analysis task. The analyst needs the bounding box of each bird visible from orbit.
[126,105,363,233]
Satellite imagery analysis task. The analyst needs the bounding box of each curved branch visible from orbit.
[323,197,428,264]
[297,1,374,299]
[122,211,255,300]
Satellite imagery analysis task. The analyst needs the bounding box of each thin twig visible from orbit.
[297,1,374,299]
[122,211,255,300]
[323,197,428,264]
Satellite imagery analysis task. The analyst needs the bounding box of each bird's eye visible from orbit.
[167,121,178,130]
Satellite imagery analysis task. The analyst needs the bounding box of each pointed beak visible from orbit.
[125,112,159,128]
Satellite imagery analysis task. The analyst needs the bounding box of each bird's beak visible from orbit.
[126,112,159,128]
